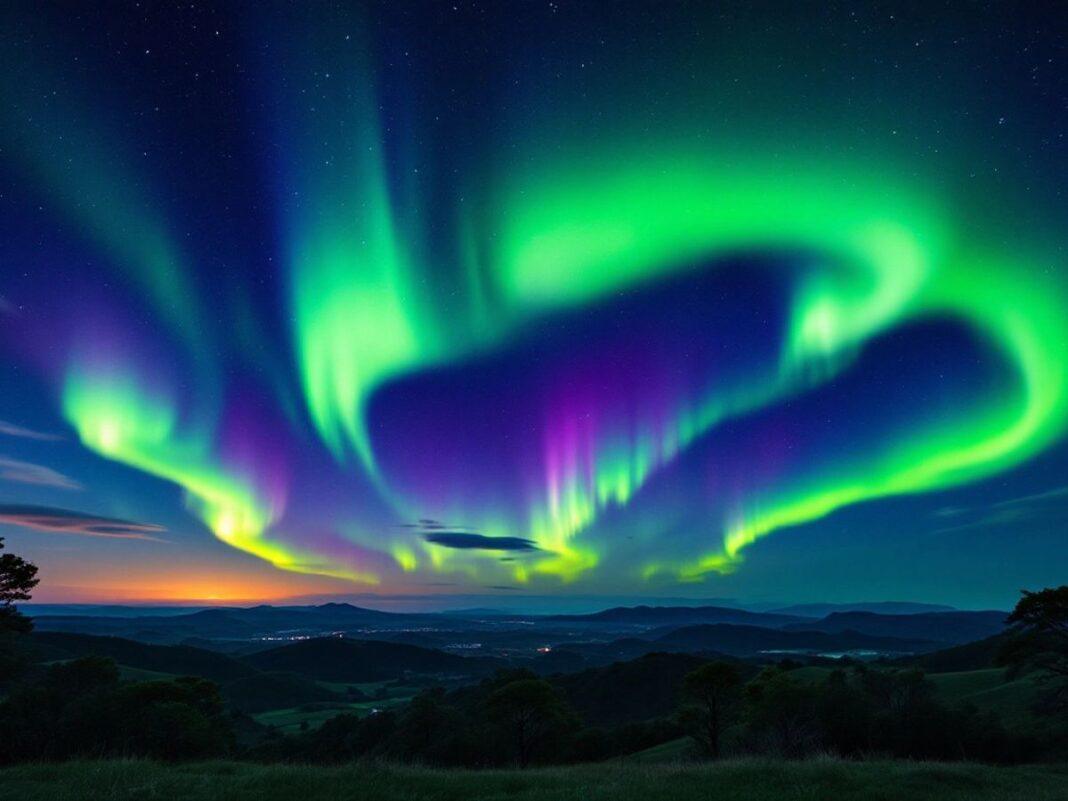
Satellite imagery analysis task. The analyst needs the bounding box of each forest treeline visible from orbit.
[1,538,1066,767]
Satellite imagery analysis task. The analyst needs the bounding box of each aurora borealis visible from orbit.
[0,3,1066,606]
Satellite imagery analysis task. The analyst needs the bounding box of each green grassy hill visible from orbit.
[29,632,256,682]
[222,671,347,715]
[787,665,1046,732]
[928,669,1046,729]
[1,759,1067,801]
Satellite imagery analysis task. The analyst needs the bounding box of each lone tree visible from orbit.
[743,666,820,757]
[485,678,573,767]
[679,661,742,758]
[0,536,38,634]
[1006,587,1068,650]
[999,586,1068,712]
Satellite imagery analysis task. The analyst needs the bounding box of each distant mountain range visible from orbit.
[22,601,1009,666]
[649,623,937,655]
[545,605,804,628]
[27,603,464,643]
[12,598,1018,729]
[780,610,1008,645]
[770,602,957,617]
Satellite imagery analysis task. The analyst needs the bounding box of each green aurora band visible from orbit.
[7,7,1064,588]
[61,368,374,583]
[491,154,1068,580]
[291,144,1068,583]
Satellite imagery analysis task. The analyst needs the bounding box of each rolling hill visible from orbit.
[220,671,350,714]
[650,624,936,656]
[893,633,1008,672]
[546,605,803,628]
[772,602,957,617]
[782,611,1008,645]
[28,631,258,682]
[27,603,447,644]
[242,637,503,682]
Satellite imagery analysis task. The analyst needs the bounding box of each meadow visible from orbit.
[2,759,1067,801]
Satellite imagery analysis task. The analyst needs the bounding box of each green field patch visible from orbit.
[252,695,414,733]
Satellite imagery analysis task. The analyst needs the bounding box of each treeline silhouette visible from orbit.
[1,539,1067,767]
[246,662,1054,766]
[1,654,1061,766]
[0,656,234,761]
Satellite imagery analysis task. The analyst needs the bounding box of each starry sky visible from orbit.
[1,2,1066,608]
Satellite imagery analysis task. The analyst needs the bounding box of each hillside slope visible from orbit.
[783,611,1007,645]
[28,631,258,682]
[243,637,502,682]
[651,623,935,655]
[547,605,802,628]
[772,602,957,617]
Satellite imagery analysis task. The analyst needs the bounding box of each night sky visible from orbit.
[1,2,1066,608]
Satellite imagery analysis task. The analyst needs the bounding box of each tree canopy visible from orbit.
[0,536,38,634]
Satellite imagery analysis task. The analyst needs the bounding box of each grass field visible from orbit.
[1,759,1067,801]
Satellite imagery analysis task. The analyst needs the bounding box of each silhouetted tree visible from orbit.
[0,656,120,761]
[387,686,482,764]
[1001,587,1068,676]
[0,536,38,634]
[297,710,396,763]
[485,678,574,767]
[0,541,39,684]
[1000,586,1068,715]
[743,667,820,757]
[1008,587,1068,638]
[678,661,741,758]
[816,669,874,756]
[0,657,235,763]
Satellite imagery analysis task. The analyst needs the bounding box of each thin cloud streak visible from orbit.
[0,504,167,542]
[0,420,63,441]
[0,456,82,490]
[931,485,1068,534]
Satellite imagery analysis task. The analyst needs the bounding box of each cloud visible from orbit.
[933,506,967,518]
[424,531,539,551]
[0,420,62,441]
[0,504,166,541]
[399,518,456,531]
[931,485,1068,534]
[990,485,1068,509]
[0,457,82,490]
[933,507,1030,535]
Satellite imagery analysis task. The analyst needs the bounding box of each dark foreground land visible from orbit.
[1,760,1067,801]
